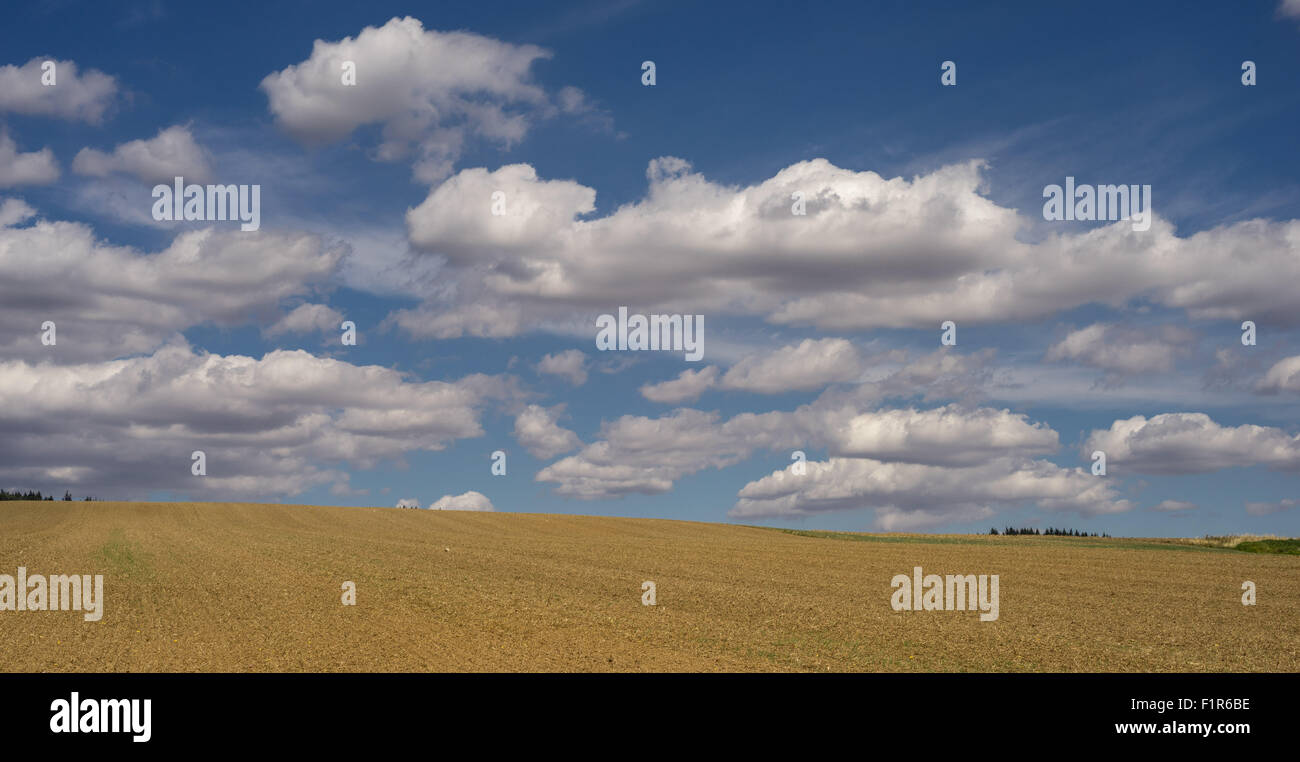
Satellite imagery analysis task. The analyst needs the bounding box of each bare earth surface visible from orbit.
[1,501,1296,672]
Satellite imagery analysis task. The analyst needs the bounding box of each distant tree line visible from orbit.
[0,489,98,501]
[990,526,1109,537]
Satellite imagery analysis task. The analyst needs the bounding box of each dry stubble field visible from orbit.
[1,501,1296,672]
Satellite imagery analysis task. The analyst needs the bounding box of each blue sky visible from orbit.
[1,0,1298,536]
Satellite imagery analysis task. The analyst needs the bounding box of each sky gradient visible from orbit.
[2,0,1299,537]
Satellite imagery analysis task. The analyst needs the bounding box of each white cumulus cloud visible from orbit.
[0,210,343,362]
[429,490,495,511]
[0,57,118,123]
[513,404,581,459]
[264,303,346,338]
[1257,355,1300,393]
[0,131,59,187]
[396,158,1300,339]
[72,125,213,184]
[260,17,586,182]
[1084,413,1300,474]
[537,349,588,386]
[0,342,520,498]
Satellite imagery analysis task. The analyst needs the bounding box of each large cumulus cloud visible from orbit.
[394,157,1300,340]
[261,17,595,183]
[0,341,521,497]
